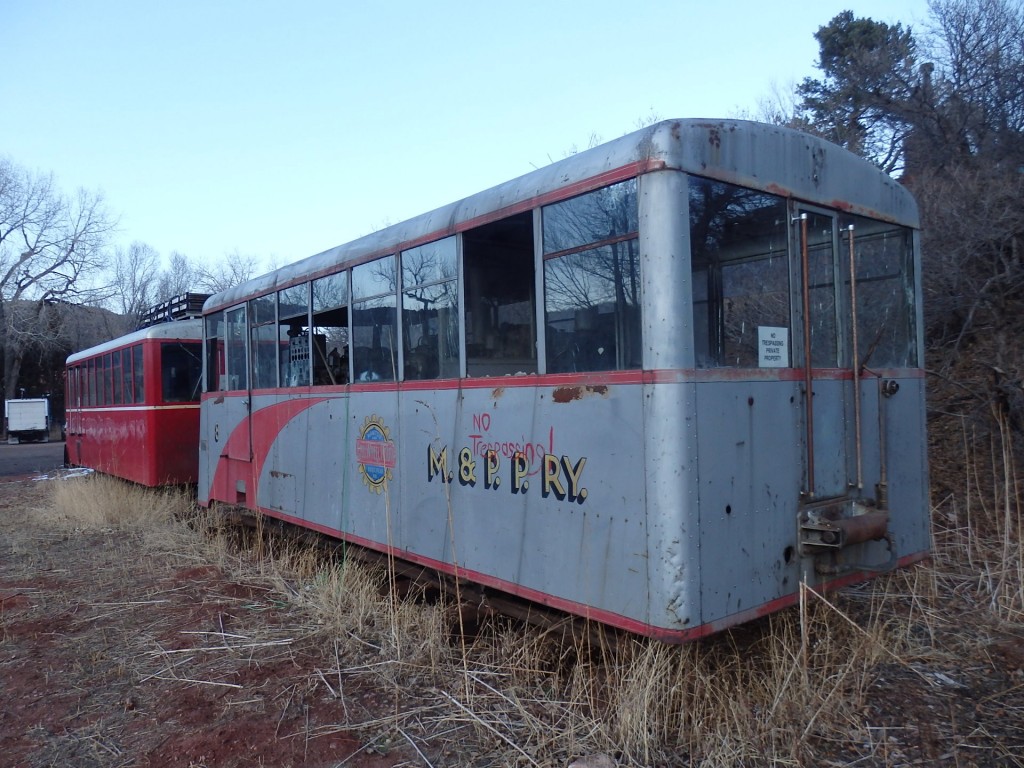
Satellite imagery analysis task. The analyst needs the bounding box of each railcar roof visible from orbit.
[205,118,919,314]
[66,318,204,365]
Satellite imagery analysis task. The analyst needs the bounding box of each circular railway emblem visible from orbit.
[356,415,396,493]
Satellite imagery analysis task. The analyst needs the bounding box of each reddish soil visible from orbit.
[0,477,410,768]
[3,458,1024,766]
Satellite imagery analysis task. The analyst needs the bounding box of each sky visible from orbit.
[2,0,933,277]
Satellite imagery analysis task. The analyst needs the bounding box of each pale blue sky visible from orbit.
[3,0,931,273]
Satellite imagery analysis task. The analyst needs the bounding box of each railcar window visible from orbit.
[804,211,839,368]
[161,342,203,402]
[278,284,311,387]
[204,312,224,392]
[95,355,102,405]
[103,354,113,405]
[352,257,397,382]
[312,272,350,386]
[67,368,76,425]
[225,306,248,391]
[87,359,96,406]
[112,350,123,404]
[250,295,278,389]
[543,180,641,373]
[464,212,536,377]
[401,237,459,380]
[121,348,133,404]
[842,217,918,368]
[543,179,639,252]
[133,344,144,403]
[689,178,790,367]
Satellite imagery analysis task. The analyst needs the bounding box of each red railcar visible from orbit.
[64,319,203,486]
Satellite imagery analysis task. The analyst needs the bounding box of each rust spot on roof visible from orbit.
[552,384,609,403]
[764,183,792,198]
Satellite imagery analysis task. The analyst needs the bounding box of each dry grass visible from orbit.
[36,429,1024,767]
[930,413,1024,624]
[402,584,915,767]
[45,472,193,530]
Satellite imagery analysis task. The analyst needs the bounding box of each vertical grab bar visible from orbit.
[799,213,815,498]
[848,225,864,490]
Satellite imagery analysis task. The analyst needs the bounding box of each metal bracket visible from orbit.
[798,503,889,556]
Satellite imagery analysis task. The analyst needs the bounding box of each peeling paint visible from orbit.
[552,384,609,404]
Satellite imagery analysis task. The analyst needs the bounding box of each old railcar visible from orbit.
[65,319,203,486]
[199,119,929,642]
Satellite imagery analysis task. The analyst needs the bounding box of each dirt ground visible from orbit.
[0,465,411,767]
[3,444,1024,766]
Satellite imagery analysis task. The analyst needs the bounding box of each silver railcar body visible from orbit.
[199,120,928,641]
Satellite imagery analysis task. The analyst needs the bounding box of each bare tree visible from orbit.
[744,80,803,126]
[0,158,115,400]
[111,241,160,324]
[915,0,1024,168]
[195,249,261,294]
[153,251,200,303]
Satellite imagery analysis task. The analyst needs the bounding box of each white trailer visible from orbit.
[5,398,50,443]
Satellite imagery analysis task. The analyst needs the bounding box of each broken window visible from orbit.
[463,212,536,377]
[278,284,311,388]
[312,271,350,386]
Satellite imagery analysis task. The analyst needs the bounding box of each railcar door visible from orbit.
[794,208,850,500]
[223,304,252,462]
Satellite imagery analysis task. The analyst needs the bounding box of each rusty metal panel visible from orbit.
[809,379,851,499]
[879,376,931,558]
[693,380,805,623]
[641,379,702,631]
[240,384,653,624]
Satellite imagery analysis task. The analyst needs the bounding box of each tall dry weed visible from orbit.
[404,584,911,766]
[45,473,192,530]
[931,413,1023,623]
[295,560,451,677]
